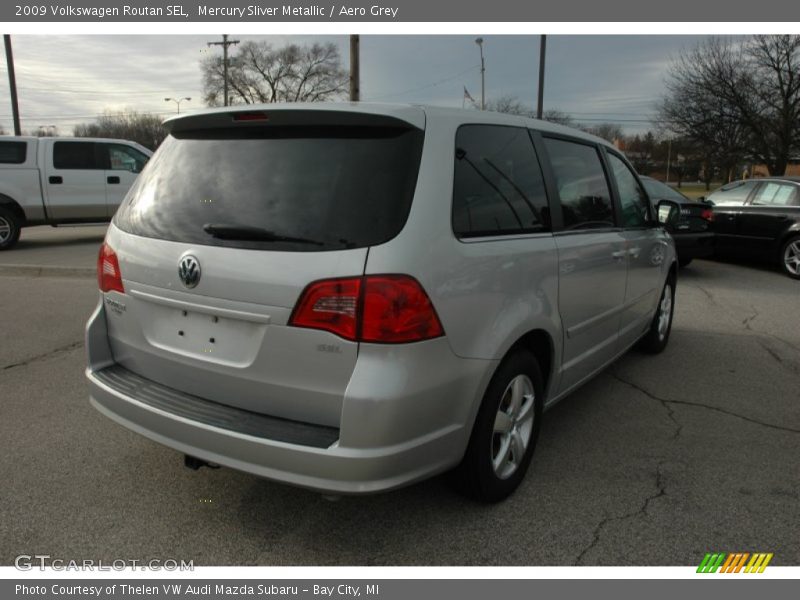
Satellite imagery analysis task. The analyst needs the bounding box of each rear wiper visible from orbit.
[203,224,324,246]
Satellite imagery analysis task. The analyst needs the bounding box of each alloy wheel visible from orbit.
[657,284,673,341]
[784,240,800,276]
[491,374,536,480]
[0,216,11,243]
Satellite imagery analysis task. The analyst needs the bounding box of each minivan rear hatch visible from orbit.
[103,107,425,428]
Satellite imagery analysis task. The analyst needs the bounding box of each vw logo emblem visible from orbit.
[178,255,201,289]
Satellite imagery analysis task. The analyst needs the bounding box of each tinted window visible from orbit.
[608,153,650,227]
[708,180,757,206]
[53,141,99,170]
[0,141,27,164]
[543,138,614,230]
[452,125,550,237]
[106,144,149,173]
[751,182,799,206]
[114,126,424,252]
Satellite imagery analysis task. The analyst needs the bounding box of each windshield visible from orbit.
[641,178,689,203]
[114,125,424,251]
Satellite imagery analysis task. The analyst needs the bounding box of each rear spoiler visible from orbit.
[164,105,426,134]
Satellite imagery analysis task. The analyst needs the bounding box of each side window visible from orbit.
[543,137,614,230]
[53,142,99,170]
[709,180,757,206]
[0,141,27,164]
[107,144,149,174]
[452,125,551,237]
[750,182,798,206]
[607,153,650,227]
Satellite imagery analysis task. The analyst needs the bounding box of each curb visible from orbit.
[0,264,96,279]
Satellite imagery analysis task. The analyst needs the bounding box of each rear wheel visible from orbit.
[638,277,675,354]
[455,350,544,502]
[0,207,22,251]
[780,235,800,279]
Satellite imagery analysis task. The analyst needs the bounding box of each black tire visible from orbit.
[678,257,693,268]
[638,276,675,354]
[779,234,800,280]
[0,206,22,251]
[454,350,544,503]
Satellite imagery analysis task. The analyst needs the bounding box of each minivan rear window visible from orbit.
[114,125,425,251]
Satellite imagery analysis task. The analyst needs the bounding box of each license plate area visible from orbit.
[139,302,267,367]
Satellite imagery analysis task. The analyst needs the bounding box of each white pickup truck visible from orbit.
[0,136,152,250]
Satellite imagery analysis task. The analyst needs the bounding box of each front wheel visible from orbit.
[780,235,800,280]
[455,350,544,502]
[638,278,675,354]
[0,207,21,251]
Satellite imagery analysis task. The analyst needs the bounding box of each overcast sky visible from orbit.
[0,35,719,136]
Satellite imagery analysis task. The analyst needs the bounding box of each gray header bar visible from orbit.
[4,579,798,600]
[3,0,800,22]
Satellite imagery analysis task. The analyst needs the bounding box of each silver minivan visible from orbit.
[86,104,677,501]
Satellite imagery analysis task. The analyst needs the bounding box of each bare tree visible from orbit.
[485,94,535,117]
[583,122,624,143]
[660,35,800,177]
[485,96,579,129]
[625,131,659,173]
[740,35,800,175]
[73,110,167,150]
[482,96,627,143]
[202,41,348,106]
[33,126,58,137]
[541,109,577,128]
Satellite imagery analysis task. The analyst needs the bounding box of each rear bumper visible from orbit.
[86,301,495,494]
[673,231,715,260]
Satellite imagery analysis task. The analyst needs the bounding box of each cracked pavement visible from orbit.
[1,257,798,566]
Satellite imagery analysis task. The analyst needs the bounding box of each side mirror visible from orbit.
[656,200,681,228]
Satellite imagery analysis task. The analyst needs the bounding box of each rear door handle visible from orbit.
[107,176,120,184]
[48,176,63,184]
[611,250,627,261]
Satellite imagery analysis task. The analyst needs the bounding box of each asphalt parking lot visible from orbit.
[0,227,798,566]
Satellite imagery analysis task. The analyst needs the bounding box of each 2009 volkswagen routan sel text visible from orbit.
[86,103,677,502]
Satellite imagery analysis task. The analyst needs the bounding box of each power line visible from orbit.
[364,65,480,101]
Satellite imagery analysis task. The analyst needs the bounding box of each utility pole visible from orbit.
[4,35,21,136]
[207,34,239,107]
[666,138,672,184]
[536,35,546,120]
[349,34,360,102]
[475,38,485,110]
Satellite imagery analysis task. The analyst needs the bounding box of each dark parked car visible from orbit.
[640,176,715,268]
[707,177,800,279]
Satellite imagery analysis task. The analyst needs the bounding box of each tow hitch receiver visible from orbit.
[184,455,220,471]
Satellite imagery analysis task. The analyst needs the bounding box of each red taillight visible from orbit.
[361,276,444,343]
[701,208,715,222]
[289,275,444,343]
[289,277,361,340]
[97,242,125,294]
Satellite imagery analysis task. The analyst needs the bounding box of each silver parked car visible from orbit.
[86,104,677,502]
